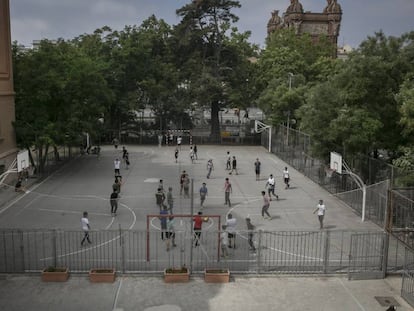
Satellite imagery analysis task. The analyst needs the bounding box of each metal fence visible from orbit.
[251,123,414,305]
[402,247,414,306]
[261,125,414,228]
[0,228,408,276]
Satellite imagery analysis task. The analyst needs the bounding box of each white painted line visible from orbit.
[112,278,123,311]
[37,208,110,217]
[338,277,367,311]
[40,202,136,261]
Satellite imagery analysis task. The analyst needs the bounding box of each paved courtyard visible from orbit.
[0,144,411,310]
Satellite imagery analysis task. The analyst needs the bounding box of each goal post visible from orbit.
[146,214,221,262]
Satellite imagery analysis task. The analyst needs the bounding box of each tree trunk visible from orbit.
[210,101,221,143]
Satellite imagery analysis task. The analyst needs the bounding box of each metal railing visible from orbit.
[0,228,408,276]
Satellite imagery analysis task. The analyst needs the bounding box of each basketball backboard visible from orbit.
[17,150,30,172]
[254,120,270,133]
[330,152,343,174]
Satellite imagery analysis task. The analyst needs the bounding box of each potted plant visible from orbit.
[89,268,116,283]
[164,266,190,283]
[41,266,69,282]
[204,268,230,283]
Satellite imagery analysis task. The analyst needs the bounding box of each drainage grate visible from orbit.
[375,296,400,307]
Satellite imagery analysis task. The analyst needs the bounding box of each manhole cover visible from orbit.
[375,296,400,307]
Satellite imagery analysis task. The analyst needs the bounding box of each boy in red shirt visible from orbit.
[193,212,203,247]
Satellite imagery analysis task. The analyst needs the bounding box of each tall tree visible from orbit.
[175,0,242,142]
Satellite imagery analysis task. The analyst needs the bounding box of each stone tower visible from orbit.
[0,0,17,174]
[267,0,342,57]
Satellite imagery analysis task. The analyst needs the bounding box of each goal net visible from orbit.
[146,214,221,261]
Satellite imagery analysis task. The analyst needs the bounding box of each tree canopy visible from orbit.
[11,2,414,173]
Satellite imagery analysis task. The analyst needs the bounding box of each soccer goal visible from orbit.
[146,214,221,262]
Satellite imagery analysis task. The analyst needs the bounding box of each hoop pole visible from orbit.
[362,185,367,222]
[268,126,272,153]
[343,161,366,222]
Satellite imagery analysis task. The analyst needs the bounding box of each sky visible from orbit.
[9,0,414,49]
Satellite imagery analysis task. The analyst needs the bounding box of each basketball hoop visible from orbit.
[254,120,273,153]
[326,168,336,178]
[254,120,271,133]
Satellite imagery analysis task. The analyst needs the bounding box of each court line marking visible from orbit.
[1,147,155,209]
[0,165,70,215]
[113,278,123,310]
[40,202,136,261]
[36,208,111,218]
[235,232,323,261]
[338,278,367,311]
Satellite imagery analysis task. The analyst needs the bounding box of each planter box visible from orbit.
[41,267,69,282]
[204,269,230,283]
[164,268,190,283]
[89,268,116,283]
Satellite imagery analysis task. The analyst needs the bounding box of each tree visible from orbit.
[297,31,414,159]
[257,28,335,127]
[175,0,244,142]
[13,39,111,173]
[393,75,414,175]
[399,76,414,139]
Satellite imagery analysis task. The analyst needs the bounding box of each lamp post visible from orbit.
[286,110,290,147]
[288,72,294,90]
[139,109,144,145]
[97,117,104,151]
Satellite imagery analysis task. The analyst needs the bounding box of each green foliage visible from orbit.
[165,267,188,273]
[297,31,414,159]
[257,28,335,127]
[13,39,111,172]
[398,76,414,139]
[12,4,414,173]
[175,0,257,141]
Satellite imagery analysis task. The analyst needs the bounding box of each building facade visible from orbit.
[267,0,342,57]
[0,0,17,175]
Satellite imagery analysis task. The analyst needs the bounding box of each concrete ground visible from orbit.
[0,144,412,310]
[0,274,411,311]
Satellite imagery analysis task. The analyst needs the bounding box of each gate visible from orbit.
[348,232,387,280]
[402,247,414,307]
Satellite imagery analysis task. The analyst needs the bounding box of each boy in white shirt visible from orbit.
[226,213,237,248]
[313,199,326,229]
[80,211,91,245]
[283,167,290,189]
[220,225,229,258]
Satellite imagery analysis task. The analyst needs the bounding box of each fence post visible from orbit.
[52,230,57,268]
[257,230,263,274]
[119,224,125,273]
[382,232,390,278]
[19,230,25,272]
[385,190,393,232]
[323,231,330,274]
